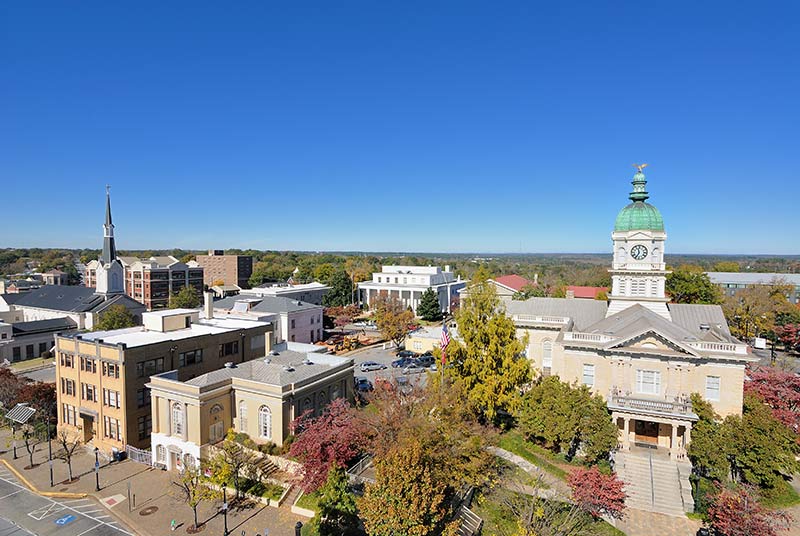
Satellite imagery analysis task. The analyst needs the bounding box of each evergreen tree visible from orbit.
[447,267,531,423]
[313,465,359,536]
[93,304,136,331]
[322,270,353,307]
[417,287,443,321]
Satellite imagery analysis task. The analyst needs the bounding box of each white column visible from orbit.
[670,421,678,460]
[623,417,631,450]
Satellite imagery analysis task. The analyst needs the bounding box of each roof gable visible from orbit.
[491,275,534,292]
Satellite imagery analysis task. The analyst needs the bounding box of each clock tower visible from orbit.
[606,166,671,320]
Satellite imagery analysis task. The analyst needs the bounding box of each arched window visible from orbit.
[209,404,224,442]
[302,397,312,413]
[617,247,627,263]
[156,444,166,463]
[258,406,272,440]
[317,391,328,415]
[172,403,183,436]
[332,384,342,400]
[239,401,247,433]
[542,340,553,369]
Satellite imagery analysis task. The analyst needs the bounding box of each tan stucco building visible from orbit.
[54,308,273,453]
[146,343,354,470]
[507,168,755,464]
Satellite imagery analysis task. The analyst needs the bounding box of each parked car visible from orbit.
[359,360,387,372]
[396,350,418,358]
[354,376,374,392]
[391,356,415,368]
[402,363,426,375]
[416,354,435,367]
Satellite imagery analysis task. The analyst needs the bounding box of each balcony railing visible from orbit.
[687,341,747,355]
[563,332,615,343]
[608,390,695,416]
[511,314,569,325]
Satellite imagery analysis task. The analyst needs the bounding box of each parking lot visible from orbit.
[349,345,435,391]
[0,465,132,536]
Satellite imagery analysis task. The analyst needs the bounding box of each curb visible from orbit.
[0,459,88,498]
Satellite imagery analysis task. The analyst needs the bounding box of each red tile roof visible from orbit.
[492,275,535,292]
[567,286,609,299]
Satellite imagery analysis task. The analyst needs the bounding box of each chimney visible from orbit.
[566,289,575,299]
[445,265,450,273]
[203,291,214,319]
[534,273,539,285]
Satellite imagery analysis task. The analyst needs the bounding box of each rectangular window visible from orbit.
[80,357,97,373]
[582,364,595,387]
[60,353,74,368]
[103,362,120,378]
[26,344,34,359]
[137,358,165,378]
[179,349,203,367]
[60,378,75,396]
[104,416,120,440]
[103,389,120,408]
[39,342,48,356]
[291,319,296,329]
[81,383,97,402]
[137,414,152,441]
[136,388,151,408]
[62,404,77,426]
[636,370,661,395]
[219,341,239,357]
[705,376,721,401]
[12,347,21,360]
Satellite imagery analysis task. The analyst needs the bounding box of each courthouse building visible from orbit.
[508,168,754,467]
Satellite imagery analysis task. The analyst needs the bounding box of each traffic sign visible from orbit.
[54,514,77,526]
[95,461,100,471]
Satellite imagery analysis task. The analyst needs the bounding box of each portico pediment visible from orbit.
[603,329,701,357]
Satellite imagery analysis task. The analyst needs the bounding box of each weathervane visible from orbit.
[632,163,649,173]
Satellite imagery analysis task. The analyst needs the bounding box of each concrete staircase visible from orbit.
[614,450,693,517]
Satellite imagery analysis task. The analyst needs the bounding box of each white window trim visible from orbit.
[705,375,721,401]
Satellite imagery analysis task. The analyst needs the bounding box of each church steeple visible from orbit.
[102,186,117,264]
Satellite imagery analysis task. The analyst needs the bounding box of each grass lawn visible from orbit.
[761,479,800,509]
[472,487,623,536]
[497,430,570,480]
[296,490,321,511]
[9,357,53,371]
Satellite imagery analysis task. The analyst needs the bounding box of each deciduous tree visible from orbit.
[55,430,81,482]
[206,429,258,499]
[512,283,545,300]
[518,376,617,463]
[666,265,723,304]
[744,365,800,436]
[723,280,795,340]
[687,394,729,481]
[707,484,792,536]
[93,305,136,331]
[169,286,201,309]
[417,288,443,321]
[776,323,800,353]
[289,399,365,493]
[176,462,218,530]
[312,465,359,536]
[358,440,460,536]
[0,367,26,408]
[447,268,531,422]
[371,294,414,349]
[568,466,627,520]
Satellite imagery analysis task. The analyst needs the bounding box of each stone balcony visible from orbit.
[608,389,698,420]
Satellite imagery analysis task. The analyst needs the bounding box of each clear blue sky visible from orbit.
[2,2,798,254]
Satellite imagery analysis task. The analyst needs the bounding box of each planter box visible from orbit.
[291,491,316,518]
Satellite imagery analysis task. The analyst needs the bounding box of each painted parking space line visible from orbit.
[0,489,23,499]
[75,523,103,536]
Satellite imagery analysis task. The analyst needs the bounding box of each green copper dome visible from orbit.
[613,169,665,232]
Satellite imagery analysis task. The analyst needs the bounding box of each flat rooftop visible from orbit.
[76,316,270,348]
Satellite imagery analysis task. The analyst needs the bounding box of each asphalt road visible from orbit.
[20,365,56,383]
[0,465,132,536]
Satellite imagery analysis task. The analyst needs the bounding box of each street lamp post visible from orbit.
[11,424,17,460]
[48,429,54,487]
[222,484,229,536]
[295,522,302,536]
[94,447,100,491]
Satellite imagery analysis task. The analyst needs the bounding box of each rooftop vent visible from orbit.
[271,350,280,356]
[263,357,271,364]
[302,358,313,365]
[224,362,235,368]
[699,323,710,331]
[282,365,295,372]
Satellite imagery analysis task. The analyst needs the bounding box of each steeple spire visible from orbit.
[101,186,117,264]
[629,163,649,202]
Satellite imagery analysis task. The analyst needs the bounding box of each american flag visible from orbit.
[440,323,451,364]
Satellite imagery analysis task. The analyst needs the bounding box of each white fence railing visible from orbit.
[512,314,569,325]
[126,445,152,466]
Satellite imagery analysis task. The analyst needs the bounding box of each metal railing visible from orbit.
[687,341,746,354]
[563,332,614,343]
[609,393,694,415]
[512,314,569,325]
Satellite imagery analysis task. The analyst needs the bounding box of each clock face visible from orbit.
[631,245,649,260]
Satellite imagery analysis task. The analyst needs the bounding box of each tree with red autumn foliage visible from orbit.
[0,367,26,408]
[776,323,800,353]
[568,467,627,520]
[707,483,792,536]
[289,398,365,492]
[744,365,800,436]
[17,382,57,426]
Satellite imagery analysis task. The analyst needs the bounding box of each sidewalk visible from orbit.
[0,428,307,536]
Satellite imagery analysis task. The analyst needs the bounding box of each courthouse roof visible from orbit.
[505,297,608,331]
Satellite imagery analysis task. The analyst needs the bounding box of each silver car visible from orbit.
[360,361,387,372]
[402,363,426,375]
